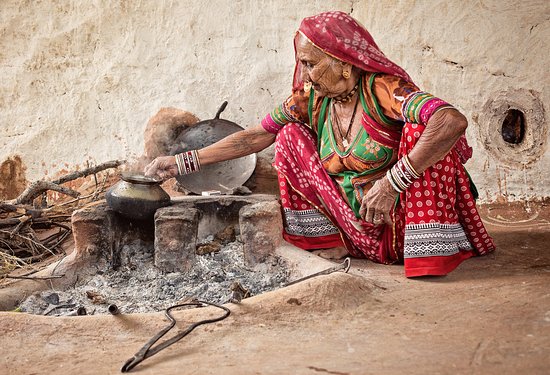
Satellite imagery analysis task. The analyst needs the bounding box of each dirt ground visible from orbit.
[1,201,549,375]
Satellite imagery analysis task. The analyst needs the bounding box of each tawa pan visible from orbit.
[169,101,256,194]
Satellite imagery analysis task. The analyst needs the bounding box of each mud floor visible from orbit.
[1,202,549,375]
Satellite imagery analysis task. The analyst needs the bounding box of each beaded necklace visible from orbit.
[331,93,359,149]
[332,80,360,103]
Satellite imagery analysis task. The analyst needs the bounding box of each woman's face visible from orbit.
[295,34,349,97]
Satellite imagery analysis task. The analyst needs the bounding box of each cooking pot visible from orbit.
[105,173,171,220]
[169,101,256,194]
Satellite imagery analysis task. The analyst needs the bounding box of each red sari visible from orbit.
[262,11,495,277]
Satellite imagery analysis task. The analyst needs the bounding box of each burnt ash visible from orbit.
[19,238,290,316]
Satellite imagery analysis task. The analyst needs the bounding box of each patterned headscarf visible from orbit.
[293,11,412,91]
[292,11,473,162]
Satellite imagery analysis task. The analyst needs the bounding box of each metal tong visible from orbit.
[121,300,230,373]
[285,257,351,286]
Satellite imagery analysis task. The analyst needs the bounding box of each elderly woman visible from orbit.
[145,11,495,277]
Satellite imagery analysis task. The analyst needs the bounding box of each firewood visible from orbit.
[6,181,80,205]
[0,203,19,213]
[2,159,124,206]
[51,159,125,185]
[0,159,124,276]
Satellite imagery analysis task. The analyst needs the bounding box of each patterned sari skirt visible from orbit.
[274,123,495,277]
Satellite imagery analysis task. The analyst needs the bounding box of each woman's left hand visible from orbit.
[359,176,399,226]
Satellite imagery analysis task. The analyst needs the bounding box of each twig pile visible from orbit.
[0,160,124,277]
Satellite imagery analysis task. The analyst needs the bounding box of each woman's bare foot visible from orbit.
[311,246,349,260]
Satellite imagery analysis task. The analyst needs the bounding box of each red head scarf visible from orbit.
[293,11,412,91]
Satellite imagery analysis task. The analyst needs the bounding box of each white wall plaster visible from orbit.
[353,0,550,201]
[0,0,548,201]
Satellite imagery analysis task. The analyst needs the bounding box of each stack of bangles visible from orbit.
[175,150,201,175]
[386,155,421,193]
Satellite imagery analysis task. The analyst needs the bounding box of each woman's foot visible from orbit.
[311,246,349,260]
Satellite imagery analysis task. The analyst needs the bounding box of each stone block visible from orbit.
[239,200,283,266]
[154,205,199,272]
[71,201,114,261]
[171,194,278,241]
[72,201,156,270]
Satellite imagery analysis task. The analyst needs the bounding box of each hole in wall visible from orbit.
[479,88,546,168]
[501,109,525,145]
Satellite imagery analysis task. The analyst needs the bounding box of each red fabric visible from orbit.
[360,111,402,149]
[294,11,412,91]
[277,172,344,250]
[283,232,344,250]
[274,123,398,264]
[404,251,475,277]
[274,122,495,277]
[397,122,495,258]
[455,136,473,164]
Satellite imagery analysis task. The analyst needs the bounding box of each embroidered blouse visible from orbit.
[261,73,452,217]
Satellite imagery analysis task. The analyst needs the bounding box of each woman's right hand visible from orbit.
[143,156,178,180]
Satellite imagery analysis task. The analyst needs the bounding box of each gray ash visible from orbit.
[19,239,290,316]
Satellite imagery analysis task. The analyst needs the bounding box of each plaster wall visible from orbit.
[0,0,548,201]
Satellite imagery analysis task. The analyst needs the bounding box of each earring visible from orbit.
[304,81,312,92]
[342,70,351,79]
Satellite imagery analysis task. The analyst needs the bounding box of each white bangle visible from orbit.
[175,150,201,175]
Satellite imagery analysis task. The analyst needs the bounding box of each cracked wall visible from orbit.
[0,0,548,201]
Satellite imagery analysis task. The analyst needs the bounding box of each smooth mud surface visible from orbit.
[1,202,549,375]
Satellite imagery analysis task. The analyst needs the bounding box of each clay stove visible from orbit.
[5,193,336,315]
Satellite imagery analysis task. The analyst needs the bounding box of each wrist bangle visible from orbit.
[387,155,422,193]
[402,154,421,179]
[386,169,404,193]
[390,167,408,191]
[175,150,201,175]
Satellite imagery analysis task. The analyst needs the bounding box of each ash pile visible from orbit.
[19,231,290,316]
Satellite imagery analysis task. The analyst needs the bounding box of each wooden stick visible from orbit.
[52,192,95,208]
[91,173,109,201]
[2,159,124,206]
[44,229,71,250]
[0,203,18,213]
[7,181,81,205]
[9,216,30,237]
[51,159,125,185]
[51,173,109,209]
[0,214,71,228]
[4,274,65,280]
[0,230,56,257]
[0,218,34,228]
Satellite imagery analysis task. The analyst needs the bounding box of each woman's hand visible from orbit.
[143,156,178,180]
[142,124,275,181]
[359,176,399,226]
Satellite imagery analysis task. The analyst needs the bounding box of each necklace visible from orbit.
[332,93,359,149]
[332,80,360,103]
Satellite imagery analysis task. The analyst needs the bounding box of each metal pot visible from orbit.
[105,173,171,220]
[169,101,257,194]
